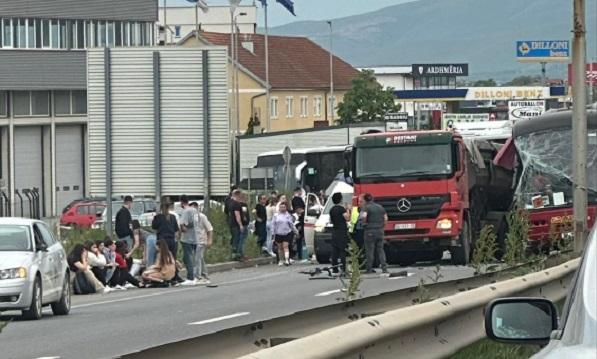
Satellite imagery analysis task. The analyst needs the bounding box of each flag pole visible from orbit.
[264,1,271,132]
[195,2,199,34]
[164,0,168,44]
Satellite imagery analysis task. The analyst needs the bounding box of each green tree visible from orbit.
[337,70,401,124]
[504,75,542,86]
[472,78,497,87]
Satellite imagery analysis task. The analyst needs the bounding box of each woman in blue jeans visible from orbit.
[132,220,157,267]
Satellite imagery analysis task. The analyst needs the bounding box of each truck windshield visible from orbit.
[515,129,597,209]
[355,144,454,181]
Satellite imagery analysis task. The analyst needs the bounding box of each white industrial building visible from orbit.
[359,66,415,116]
[158,4,257,43]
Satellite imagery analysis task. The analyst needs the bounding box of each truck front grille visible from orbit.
[377,195,450,221]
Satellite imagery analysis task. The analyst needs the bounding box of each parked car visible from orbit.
[0,218,71,320]
[172,200,224,216]
[485,223,596,358]
[312,181,354,263]
[60,201,105,228]
[93,198,157,229]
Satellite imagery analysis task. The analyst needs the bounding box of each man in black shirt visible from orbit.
[329,192,350,274]
[115,195,134,248]
[229,190,250,261]
[291,187,306,260]
[254,194,268,253]
[224,185,239,245]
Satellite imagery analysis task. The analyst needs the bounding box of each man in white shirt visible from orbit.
[191,202,214,285]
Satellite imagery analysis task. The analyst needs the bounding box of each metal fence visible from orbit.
[0,188,40,219]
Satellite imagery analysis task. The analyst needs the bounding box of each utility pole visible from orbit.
[264,1,271,131]
[572,0,588,252]
[230,7,237,184]
[327,21,334,124]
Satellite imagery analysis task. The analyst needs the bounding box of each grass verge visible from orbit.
[450,338,539,359]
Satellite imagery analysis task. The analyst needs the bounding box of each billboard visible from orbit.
[516,40,570,62]
[412,64,469,77]
[442,113,489,129]
[508,100,545,121]
[465,87,550,101]
[567,63,597,85]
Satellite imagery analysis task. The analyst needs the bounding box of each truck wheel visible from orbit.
[451,218,471,266]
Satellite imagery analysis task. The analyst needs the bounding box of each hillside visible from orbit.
[268,0,591,81]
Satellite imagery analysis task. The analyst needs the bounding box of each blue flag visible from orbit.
[276,0,296,16]
[258,0,267,6]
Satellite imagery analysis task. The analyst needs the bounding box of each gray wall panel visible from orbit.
[0,0,158,21]
[0,50,86,90]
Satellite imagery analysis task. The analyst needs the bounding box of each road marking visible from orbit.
[70,271,285,310]
[314,289,342,297]
[35,357,60,359]
[388,272,416,280]
[188,312,250,325]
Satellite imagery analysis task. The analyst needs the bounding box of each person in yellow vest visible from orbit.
[350,196,366,268]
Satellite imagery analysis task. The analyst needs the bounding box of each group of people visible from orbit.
[329,192,389,275]
[68,195,214,294]
[225,186,307,266]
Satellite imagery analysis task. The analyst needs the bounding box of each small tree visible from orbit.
[337,70,401,124]
[472,78,497,87]
[472,225,498,274]
[504,209,530,266]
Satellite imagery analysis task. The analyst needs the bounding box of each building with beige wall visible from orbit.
[179,30,359,133]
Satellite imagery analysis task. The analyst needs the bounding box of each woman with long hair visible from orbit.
[110,241,142,288]
[85,240,107,285]
[142,239,176,285]
[151,201,181,282]
[68,244,111,294]
[271,202,298,266]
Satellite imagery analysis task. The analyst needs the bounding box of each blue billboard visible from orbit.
[516,40,570,62]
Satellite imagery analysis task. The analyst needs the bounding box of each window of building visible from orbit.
[27,19,35,48]
[123,22,129,46]
[35,19,42,48]
[270,97,278,119]
[175,26,181,38]
[107,21,115,47]
[286,97,294,118]
[60,20,67,48]
[300,96,308,118]
[0,91,7,117]
[13,91,30,116]
[31,91,50,116]
[54,90,87,116]
[115,21,122,47]
[17,18,26,48]
[314,96,322,117]
[2,19,12,48]
[42,19,50,48]
[76,20,84,48]
[97,20,106,47]
[328,96,336,116]
[50,19,59,48]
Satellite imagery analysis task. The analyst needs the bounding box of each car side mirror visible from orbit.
[485,298,558,345]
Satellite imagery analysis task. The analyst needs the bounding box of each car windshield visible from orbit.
[0,225,32,252]
[322,193,352,214]
[355,144,454,181]
[515,129,597,209]
[559,226,596,350]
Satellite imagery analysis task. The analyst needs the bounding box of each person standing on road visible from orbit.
[254,194,268,255]
[329,192,350,274]
[271,202,298,266]
[291,187,306,261]
[224,185,239,245]
[132,220,156,268]
[229,189,250,261]
[179,195,198,286]
[115,195,134,249]
[191,201,214,284]
[152,201,181,283]
[265,194,278,257]
[362,193,388,274]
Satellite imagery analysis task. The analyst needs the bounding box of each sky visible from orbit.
[170,0,415,27]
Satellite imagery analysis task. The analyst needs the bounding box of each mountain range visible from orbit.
[268,0,597,82]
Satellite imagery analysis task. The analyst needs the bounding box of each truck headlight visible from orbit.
[0,267,28,280]
[436,219,453,230]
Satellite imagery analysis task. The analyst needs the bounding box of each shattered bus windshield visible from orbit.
[515,128,597,209]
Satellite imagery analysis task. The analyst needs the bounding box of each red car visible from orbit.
[60,201,106,228]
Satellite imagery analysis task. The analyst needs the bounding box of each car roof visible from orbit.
[0,217,38,226]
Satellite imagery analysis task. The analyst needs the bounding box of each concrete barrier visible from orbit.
[241,258,579,359]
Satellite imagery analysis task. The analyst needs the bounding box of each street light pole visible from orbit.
[572,0,588,252]
[327,21,334,124]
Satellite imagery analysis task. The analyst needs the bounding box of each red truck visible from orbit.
[348,109,597,266]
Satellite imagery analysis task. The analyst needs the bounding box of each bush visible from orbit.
[471,225,498,274]
[504,209,530,266]
[61,228,108,254]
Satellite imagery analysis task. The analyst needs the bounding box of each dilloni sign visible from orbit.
[516,40,570,62]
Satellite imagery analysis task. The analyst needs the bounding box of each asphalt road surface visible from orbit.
[0,259,475,359]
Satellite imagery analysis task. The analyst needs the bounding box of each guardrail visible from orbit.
[122,255,573,359]
[241,258,579,359]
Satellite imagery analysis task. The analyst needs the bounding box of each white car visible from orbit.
[485,223,596,358]
[0,218,70,320]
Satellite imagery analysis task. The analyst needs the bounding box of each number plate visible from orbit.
[395,223,416,230]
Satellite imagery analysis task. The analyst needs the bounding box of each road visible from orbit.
[0,259,475,359]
